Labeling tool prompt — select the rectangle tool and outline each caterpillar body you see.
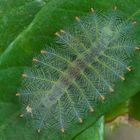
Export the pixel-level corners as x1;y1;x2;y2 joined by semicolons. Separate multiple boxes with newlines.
18;9;135;133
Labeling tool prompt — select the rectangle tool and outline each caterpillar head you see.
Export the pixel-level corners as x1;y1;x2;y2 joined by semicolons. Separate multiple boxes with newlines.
17;8;136;133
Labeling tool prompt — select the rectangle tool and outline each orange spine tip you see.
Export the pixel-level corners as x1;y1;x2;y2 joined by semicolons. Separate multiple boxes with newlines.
55;32;60;37
40;50;47;54
114;6;117;11
32;58;38;62
120;76;125;81
61;128;65;133
22;73;27;77
16;93;21;96
109;87;114;93
89;106;94;112
132;21;137;25
20;114;24;117
126;67;131;72
91;8;95;12
100;95;105;101
26;105;32;113
75;16;80;22
37;129;41;133
60;29;65;33
79;118;83;123
135;47;140;50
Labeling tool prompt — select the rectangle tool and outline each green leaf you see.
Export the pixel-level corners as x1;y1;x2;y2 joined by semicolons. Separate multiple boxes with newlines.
105;101;129;122
0;0;140;140
74;117;104;140
129;92;140;120
0;0;32;17
0;0;47;102
0;0;46;54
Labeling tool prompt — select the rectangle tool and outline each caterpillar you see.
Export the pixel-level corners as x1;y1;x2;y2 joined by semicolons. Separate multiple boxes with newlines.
17;8;136;133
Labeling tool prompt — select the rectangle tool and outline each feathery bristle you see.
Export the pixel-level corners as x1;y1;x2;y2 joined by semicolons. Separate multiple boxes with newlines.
19;10;135;133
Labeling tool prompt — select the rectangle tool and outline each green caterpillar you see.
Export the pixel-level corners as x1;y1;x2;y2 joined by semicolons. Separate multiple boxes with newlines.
17;8;136;133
